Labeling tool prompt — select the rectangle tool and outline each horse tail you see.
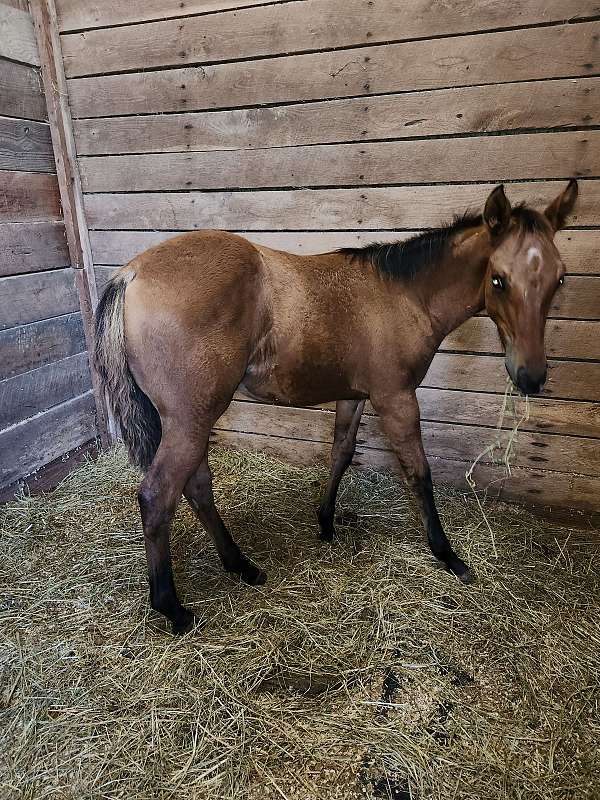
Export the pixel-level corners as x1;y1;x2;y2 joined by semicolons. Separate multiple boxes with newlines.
94;272;162;471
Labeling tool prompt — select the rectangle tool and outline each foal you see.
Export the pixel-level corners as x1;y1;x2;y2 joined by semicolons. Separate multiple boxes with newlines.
95;181;578;633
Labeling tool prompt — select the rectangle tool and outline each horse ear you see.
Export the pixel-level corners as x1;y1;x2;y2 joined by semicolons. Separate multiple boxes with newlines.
544;178;578;232
483;184;511;236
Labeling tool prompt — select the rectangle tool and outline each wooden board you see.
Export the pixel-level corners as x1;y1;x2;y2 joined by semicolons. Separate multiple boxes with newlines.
0;220;69;275
66;22;600;118
415;388;600;441
88;229;600;275
233;387;600;441
83;180;600;231
56;0;290;31
0;391;96;489
0;311;86;380
60;0;600;77
78;130;600;193
0;170;61;221
444;317;600;360
0;3;40;66
0;351;92;429
0;57;46;121
0;268;78;331
210;429;600;511
214;399;600;476
73;77;600;156
0;115;54;173
0;439;98;502
30;0;112;447
425;353;600;402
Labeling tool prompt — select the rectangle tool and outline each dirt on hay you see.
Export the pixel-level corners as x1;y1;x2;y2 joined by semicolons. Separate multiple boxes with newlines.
1;446;600;800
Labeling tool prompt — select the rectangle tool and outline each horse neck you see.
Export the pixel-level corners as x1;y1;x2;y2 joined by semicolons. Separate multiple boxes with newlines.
418;224;492;342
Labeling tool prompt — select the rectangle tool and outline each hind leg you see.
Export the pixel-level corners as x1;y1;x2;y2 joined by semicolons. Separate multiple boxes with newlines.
138;429;204;634
184;456;266;585
318;399;365;541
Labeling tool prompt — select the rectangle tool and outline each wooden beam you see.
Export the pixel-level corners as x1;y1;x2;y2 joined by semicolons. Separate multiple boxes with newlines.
29;0;110;447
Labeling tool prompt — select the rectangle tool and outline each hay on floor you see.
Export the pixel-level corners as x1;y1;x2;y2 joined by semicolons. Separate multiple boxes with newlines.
1;446;599;800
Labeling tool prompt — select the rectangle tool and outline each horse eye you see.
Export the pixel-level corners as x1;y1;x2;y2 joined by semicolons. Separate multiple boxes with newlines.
558;276;564;287
491;275;505;291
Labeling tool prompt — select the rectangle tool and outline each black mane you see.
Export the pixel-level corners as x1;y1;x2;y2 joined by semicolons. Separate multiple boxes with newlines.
340;204;548;281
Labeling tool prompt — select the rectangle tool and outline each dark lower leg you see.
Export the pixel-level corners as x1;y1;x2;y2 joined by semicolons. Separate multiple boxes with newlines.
184;458;266;585
318;399;365;541
413;470;472;582
374;390;472;582
139;473;196;634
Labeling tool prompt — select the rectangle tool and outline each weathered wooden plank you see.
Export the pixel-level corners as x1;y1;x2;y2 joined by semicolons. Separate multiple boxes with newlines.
66;22;600;118
2;1;31;10
0;169;61;221
444;317;600;360
56;0;290;31
88;229;600;274
0;391;97;489
0;57;46;121
0;268;78;331
0;312;86;380
83;181;600;231
79;130;600;193
0;3;40;66
30;0;111;447
210;429;600;511
60;0;600;78
0;220;69;275
425;353;600;402
232;385;600;441
73;77;600;156
0;115;54;173
365;446;600;513
215;399;600;476
0;351;92;429
415;388;600;441
0;439;98;502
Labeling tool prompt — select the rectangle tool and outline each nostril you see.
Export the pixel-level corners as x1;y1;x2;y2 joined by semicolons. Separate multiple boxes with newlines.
516;367;544;396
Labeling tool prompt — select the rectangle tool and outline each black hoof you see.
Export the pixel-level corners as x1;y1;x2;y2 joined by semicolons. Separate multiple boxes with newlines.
317;509;335;542
450;558;474;585
226;556;267;586
171;609;198;635
456;567;475;585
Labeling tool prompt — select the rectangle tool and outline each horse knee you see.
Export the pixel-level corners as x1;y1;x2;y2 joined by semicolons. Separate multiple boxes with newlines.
138;482;175;532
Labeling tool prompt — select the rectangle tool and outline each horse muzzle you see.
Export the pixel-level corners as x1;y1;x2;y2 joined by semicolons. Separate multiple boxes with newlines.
513;365;547;396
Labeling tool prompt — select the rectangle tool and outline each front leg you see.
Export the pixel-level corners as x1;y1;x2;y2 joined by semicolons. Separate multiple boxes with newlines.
372;389;473;583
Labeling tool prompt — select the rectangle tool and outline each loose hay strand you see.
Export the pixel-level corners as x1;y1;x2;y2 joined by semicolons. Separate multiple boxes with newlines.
1;446;599;800
465;378;531;557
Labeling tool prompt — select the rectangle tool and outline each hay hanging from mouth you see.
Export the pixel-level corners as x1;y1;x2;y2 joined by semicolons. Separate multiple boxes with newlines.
1;446;600;800
465;377;531;557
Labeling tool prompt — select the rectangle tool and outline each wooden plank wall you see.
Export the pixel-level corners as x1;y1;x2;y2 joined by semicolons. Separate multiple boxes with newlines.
55;0;600;512
0;0;97;498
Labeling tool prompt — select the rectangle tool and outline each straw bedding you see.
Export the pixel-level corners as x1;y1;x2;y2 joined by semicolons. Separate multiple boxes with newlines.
1;446;599;799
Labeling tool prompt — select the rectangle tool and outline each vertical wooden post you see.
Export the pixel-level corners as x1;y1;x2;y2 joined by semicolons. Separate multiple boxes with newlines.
29;0;112;447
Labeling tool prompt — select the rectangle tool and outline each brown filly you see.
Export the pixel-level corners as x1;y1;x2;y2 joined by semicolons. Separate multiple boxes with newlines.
95;181;578;633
